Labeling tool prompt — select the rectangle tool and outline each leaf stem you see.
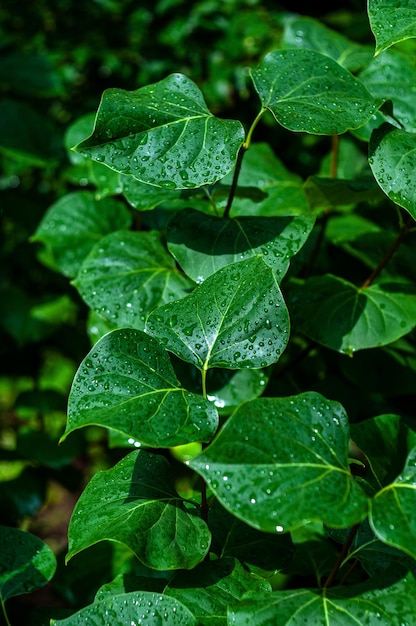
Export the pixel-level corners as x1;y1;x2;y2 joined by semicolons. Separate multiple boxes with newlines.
360;214;414;288
1;599;11;626
223;108;266;218
200;367;209;524
323;524;359;589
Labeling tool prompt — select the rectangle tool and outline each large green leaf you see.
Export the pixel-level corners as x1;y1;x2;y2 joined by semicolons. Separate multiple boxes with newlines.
370;446;416;560
167;209;314;283
51;591;196;625
146;257;290;370
220;142;309;217
250;49;382;135
33;191;132;278
0;526;56;602
189;393;368;534
369;123;416;219
67;449;211;570
282;16;373;71
290;275;416;355
368;0;416;55
228;574;416;625
74;73;244;189
165;557;271;626
73;230;194;330
64;329;218;447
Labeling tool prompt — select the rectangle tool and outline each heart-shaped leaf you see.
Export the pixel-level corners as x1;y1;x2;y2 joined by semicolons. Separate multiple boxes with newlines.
189;393;368;533
32;192;132;278
64;329;218;447
51;591;196;625
67;449;211;570
167;209;314;283
0;526;56;602
370;446;416;560
73;230;194;330
74;73;244;189
369;123;416;219
290;275;416;355
368;0;416;55
146;256;290;370
251;49;382;135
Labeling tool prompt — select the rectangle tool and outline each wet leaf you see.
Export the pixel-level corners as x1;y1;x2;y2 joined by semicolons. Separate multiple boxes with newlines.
64;329;218;447
51;591;196;625
368;0;416;55
290;275;416;354
251;49;382;135
167;208;314;283
146;256;290;370
0;526;56;602
67;450;211;570
74;73;244;189
73;230;194;330
189;393;368;534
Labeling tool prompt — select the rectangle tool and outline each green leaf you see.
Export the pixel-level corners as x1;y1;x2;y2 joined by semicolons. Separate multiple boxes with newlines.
33;192;132;278
65;329;218;447
229;574;416;625
73;230;194;330
368;0;416;55
205;368;270;414
165;557;271;626
221;143;310;217
67;449;211;570
303;176;384;211
250;49;382;135
0;52;63;97
282;16;373;71
208;500;294;570
0;526;56;601
189;393;368;534
369;123;416;219
146;256;290;370
370;446;416;560
74;73;244;189
167;209;314;283
290;275;416;354
51;591;196;625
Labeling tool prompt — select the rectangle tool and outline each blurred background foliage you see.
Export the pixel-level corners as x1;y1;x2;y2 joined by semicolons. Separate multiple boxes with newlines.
0;0;379;622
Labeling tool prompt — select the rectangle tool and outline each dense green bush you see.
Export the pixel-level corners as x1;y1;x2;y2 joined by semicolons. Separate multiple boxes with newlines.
2;1;416;624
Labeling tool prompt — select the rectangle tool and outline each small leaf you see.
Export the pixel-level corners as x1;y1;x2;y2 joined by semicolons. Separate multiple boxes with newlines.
74;73;244;189
282;16;373;71
167;209;314;283
146;256;290;370
65;329;218;447
51;591;196;625
229;574;416;625
290;275;416;354
32;192;132;278
368;0;416;55
67;449;211;570
73;230;194;330
0;526;56;602
251;49;382;135
369;122;416;219
304;176;384;211
165;557;271;626
370;446;416;560
189;393;368;534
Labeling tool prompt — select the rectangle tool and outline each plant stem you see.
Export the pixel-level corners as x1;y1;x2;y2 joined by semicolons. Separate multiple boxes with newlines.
323;524;359;589
1;599;11;626
361;214;414;288
223;108;266;218
200;367;209;524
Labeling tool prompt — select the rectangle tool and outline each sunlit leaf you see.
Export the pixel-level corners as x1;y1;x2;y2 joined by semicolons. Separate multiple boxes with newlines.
189;393;368;534
73;230;194;330
167;208;314;283
251;49;382;134
368;0;416;55
146;256;290;370
74;73;244;189
64;329;218;447
67;450;211;570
